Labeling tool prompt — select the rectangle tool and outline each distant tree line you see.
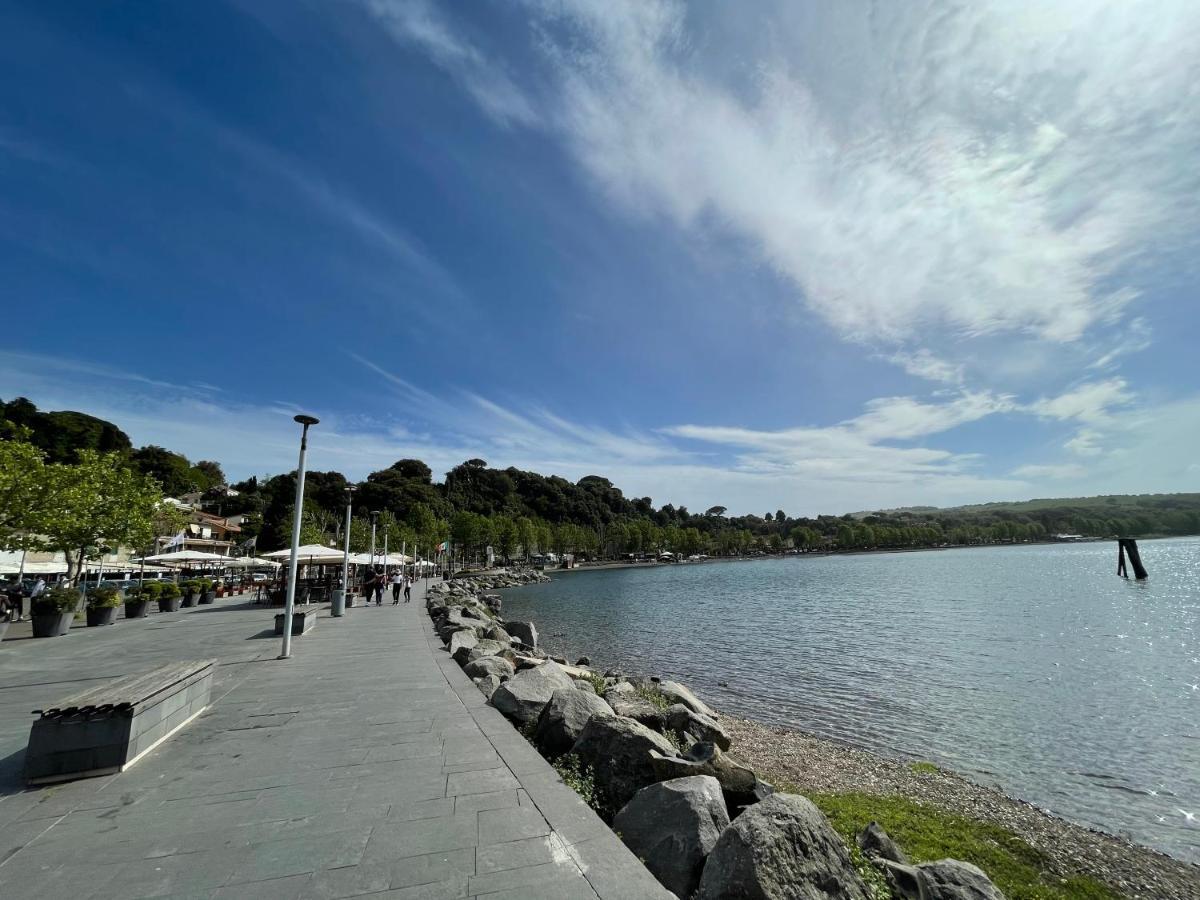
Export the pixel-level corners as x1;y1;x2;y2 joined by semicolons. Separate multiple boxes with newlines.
3;397;1198;564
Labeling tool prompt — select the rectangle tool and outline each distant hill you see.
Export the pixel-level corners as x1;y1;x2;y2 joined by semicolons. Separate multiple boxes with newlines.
0;396;131;463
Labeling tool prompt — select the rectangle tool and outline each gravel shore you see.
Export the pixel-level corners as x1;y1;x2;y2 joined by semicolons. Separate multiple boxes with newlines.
721;716;1200;900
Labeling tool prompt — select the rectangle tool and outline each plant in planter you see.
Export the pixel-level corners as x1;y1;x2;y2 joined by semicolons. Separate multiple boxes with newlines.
31;586;78;638
85;586;122;627
158;581;183;612
124;583;155;619
180;578;200;607
198;578;216;604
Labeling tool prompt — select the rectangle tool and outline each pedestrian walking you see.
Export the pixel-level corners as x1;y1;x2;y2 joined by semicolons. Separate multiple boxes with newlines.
403;574;412;603
390;570;403;605
374;569;384;605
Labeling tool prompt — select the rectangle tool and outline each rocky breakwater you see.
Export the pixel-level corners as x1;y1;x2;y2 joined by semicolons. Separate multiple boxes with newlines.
426;579;1007;900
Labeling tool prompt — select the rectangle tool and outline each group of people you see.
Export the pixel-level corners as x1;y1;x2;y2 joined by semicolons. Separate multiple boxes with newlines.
361;569;414;606
0;576;47;622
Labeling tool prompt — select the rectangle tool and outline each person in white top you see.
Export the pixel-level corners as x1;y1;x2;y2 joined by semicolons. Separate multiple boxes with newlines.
390;571;403;605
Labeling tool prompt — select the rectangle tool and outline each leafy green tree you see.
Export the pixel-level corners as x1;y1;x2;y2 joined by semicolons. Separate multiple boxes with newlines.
42;451;162;583
193;460;226;489
131;445;200;496
0;436;52;556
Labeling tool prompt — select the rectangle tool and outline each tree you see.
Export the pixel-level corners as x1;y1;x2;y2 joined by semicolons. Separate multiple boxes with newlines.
42;451;163;583
705;506;727;517
0;437;52;556
131;445;199;496
193;460;226;489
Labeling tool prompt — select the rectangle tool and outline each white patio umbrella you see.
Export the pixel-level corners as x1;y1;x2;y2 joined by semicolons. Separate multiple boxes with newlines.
263;545;345;565
225;556;283;568
143;550;232;565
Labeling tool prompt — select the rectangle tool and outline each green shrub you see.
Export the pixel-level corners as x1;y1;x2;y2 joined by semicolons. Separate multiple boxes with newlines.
86;586;122;609
144;581;164;598
633;684;672;710
33;586;79;614
583;672;608;694
553;754;601;815
909;761;940;775
160;582;181;599
198;578;213;592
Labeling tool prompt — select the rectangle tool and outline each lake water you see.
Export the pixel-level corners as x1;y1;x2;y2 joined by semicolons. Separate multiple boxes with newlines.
500;538;1200;862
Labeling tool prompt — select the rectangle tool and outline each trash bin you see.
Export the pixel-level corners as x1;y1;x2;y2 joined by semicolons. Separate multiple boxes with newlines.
331;588;346;617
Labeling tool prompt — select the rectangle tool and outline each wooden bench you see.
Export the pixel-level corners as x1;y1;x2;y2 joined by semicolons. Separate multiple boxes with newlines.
24;660;216;784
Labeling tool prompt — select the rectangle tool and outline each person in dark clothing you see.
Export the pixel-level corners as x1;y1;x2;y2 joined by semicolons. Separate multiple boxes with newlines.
390;571;403;605
374;569;384;605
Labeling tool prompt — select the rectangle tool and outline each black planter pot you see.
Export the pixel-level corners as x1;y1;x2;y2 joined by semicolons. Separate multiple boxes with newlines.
199;591;216;605
158;597;183;613
181;592;197;608
32;612;73;637
124;600;149;619
86;606;118;627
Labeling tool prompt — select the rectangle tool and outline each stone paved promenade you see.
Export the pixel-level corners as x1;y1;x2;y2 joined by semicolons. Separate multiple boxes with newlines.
0;582;670;899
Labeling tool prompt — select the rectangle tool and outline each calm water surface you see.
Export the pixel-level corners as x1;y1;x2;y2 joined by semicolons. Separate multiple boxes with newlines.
501;538;1200;861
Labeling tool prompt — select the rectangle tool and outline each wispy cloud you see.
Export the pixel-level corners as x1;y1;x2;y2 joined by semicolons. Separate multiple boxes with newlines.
523;0;1197;355
4;352;1195;515
361;0;539;128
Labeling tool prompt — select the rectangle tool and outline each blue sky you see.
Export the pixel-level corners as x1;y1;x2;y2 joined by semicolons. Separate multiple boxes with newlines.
1;0;1197;515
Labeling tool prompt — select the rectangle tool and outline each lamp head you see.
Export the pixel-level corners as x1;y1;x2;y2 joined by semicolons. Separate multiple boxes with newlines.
294;414;320;426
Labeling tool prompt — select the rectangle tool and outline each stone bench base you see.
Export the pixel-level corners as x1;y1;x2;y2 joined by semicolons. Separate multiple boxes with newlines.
25;661;215;785
274;607;318;636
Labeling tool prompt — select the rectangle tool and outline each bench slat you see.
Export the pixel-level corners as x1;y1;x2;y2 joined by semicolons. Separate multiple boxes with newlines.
37;661;216;717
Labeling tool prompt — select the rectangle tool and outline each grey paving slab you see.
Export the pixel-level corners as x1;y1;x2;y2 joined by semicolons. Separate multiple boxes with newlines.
0;581;671;899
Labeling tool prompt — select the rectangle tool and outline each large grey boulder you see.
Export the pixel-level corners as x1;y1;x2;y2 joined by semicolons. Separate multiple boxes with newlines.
665;704;731;751
604;691;666;731
650;743;767;812
473;674;503;699
658;680;715;717
465;639;511;663
534;688;612;757
614;776;729;899
570;713;680;814
448;629;479;663
490;660;575;725
506;620;539;649
916;860;1005;900
485;624;512;644
696;793;869;900
463;656;515;680
573;678;597;694
857;821;908;864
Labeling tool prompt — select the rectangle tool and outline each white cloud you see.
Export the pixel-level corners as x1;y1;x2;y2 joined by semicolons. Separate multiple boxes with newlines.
1029;378;1133;424
518;0;1197;351
1012;463;1086;479
888;350;964;385
362;0;539;127
3;353;1193;517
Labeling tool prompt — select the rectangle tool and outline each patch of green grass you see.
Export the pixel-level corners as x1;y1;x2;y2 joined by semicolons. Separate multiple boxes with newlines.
806;791;1119;900
582;672;607;694
847;843;894;900
553;753;601;814
634;684;672;710
908;760;940;775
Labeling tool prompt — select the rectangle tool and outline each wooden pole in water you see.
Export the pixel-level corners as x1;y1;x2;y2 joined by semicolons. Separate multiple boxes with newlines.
1117;538;1148;580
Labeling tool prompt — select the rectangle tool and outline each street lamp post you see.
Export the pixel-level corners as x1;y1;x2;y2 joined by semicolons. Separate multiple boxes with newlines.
333;485;354;616
280;414;319;659
369;511;379;604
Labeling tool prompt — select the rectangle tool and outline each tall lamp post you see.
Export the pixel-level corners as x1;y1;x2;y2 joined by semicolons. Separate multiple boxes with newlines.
333;485;354;617
368;511;379;603
280;414;319;660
